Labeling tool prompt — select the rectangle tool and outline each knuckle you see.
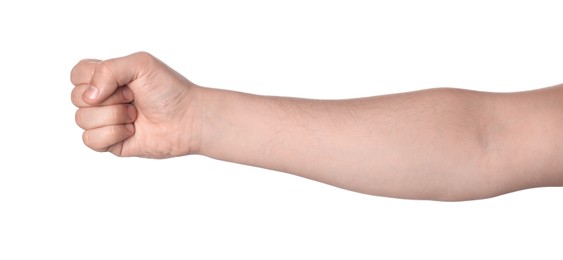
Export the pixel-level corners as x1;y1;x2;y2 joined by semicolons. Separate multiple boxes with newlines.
93;59;119;87
75;109;85;128
70;60;88;83
80;58;100;63
82;131;94;149
133;51;154;61
82;130;108;152
111;105;122;122
70;59;97;85
133;51;156;69
95;60;113;77
109;125;119;139
70;64;80;85
90;61;115;93
70;87;84;107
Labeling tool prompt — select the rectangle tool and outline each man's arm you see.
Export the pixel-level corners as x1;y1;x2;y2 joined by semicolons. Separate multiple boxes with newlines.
197;86;563;201
71;52;563;201
196;87;499;201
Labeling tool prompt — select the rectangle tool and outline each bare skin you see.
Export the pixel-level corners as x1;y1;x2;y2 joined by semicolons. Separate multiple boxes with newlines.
70;52;563;201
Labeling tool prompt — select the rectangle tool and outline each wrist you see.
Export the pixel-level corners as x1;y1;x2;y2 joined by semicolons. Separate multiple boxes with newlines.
183;84;209;156
190;86;232;156
193;87;273;159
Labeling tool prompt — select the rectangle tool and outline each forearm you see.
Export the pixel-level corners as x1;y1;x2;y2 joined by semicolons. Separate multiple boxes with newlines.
195;87;506;201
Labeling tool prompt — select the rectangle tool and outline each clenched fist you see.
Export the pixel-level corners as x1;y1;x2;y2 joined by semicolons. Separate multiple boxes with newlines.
71;52;203;158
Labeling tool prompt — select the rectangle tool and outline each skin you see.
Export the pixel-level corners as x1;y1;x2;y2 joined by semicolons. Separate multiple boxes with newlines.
71;52;563;201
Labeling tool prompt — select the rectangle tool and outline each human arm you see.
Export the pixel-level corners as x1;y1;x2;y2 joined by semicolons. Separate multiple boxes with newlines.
71;52;563;201
196;85;563;201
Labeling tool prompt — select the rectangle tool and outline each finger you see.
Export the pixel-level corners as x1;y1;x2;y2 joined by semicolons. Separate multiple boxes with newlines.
84;51;156;105
75;104;137;130
82;124;135;152
70;59;101;86
71;85;134;108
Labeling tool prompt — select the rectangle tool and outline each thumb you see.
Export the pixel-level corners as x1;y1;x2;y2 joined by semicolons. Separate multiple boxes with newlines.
83;52;153;104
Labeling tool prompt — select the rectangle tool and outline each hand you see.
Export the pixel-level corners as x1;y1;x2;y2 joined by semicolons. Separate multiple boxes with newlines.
71;52;202;158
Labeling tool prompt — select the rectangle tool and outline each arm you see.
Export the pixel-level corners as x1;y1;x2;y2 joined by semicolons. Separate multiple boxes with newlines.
71;52;563;201
196;87;495;201
197;86;563;201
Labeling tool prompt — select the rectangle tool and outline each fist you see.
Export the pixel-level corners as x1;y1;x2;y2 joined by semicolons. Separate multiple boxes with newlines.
70;52;202;158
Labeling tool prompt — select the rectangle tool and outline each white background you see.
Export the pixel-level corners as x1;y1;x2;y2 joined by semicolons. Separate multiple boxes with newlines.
1;0;562;259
